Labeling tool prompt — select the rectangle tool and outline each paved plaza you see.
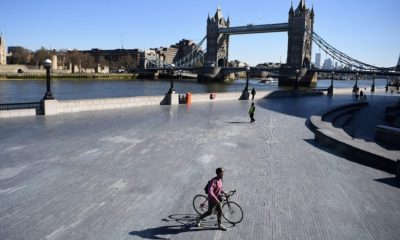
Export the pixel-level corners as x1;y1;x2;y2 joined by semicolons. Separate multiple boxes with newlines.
0;91;399;240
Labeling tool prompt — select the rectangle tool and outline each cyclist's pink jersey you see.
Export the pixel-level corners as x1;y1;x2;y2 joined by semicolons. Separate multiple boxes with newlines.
208;177;223;203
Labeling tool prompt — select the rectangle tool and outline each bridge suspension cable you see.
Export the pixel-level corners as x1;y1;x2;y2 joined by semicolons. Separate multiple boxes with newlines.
309;30;385;71
173;36;207;67
145;36;207;69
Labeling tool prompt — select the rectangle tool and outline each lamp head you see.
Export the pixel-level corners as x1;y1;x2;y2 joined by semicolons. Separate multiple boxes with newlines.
44;59;52;68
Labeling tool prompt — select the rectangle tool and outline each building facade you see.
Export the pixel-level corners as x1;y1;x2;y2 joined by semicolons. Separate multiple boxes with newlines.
81;48;141;70
323;58;333;69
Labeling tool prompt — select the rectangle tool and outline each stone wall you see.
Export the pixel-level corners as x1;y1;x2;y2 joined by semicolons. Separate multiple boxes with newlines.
0;90;272;118
57;96;166;114
0;109;37;118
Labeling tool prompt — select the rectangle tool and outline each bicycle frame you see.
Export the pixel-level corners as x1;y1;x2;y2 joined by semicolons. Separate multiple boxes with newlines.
193;189;243;224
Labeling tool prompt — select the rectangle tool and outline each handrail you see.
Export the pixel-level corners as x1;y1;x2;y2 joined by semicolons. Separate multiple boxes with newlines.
0;102;42;110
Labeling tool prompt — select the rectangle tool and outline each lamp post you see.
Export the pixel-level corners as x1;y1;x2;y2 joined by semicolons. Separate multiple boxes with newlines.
43;59;54;100
168;64;175;94
353;72;359;93
178;69;182;80
385;77;389;92
294;69;300;89
328;71;334;95
244;66;250;91
371;74;375;92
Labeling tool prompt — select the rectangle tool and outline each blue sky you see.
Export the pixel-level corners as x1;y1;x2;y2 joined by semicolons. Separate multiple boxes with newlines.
1;0;399;67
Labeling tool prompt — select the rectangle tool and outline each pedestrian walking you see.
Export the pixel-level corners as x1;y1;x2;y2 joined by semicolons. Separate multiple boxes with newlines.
251;87;256;100
249;103;256;123
196;168;228;231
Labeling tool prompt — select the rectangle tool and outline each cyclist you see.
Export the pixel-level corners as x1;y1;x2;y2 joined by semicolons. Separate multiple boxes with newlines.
196;167;228;231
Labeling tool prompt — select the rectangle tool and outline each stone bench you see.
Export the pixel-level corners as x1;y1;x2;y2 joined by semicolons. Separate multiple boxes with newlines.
375;125;400;148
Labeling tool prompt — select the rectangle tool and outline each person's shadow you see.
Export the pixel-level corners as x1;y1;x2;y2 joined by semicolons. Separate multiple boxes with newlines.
128;214;222;239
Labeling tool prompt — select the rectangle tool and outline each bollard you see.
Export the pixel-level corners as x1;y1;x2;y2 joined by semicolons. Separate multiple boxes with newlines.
186;92;192;104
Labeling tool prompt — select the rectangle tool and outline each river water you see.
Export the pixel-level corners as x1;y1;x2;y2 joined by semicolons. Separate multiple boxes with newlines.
0;78;389;103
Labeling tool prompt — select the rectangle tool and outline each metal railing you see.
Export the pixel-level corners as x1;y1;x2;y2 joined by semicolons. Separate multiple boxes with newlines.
0;102;43;111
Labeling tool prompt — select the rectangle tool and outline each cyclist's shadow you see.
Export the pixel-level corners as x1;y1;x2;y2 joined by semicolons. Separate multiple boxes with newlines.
129;214;222;239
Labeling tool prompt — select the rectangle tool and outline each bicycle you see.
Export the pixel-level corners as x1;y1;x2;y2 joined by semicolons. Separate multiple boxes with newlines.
192;190;243;224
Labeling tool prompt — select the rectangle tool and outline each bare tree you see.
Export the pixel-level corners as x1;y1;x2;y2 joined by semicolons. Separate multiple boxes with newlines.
8;47;31;64
80;54;95;72
31;47;51;67
117;55;137;71
67;50;83;66
97;56;108;68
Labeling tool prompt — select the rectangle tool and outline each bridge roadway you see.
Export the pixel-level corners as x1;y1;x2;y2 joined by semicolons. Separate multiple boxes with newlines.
144;66;400;77
219;23;289;35
0;90;399;239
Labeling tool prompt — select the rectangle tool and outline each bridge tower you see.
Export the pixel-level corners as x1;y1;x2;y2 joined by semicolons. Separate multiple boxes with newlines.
205;7;230;67
287;0;314;69
396;53;400;71
279;0;315;86
0;35;7;65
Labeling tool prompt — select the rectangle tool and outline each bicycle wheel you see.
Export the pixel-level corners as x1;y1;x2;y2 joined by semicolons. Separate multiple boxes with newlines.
222;201;243;224
193;195;209;215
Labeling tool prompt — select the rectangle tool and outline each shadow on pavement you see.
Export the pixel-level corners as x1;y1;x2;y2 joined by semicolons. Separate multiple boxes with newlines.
226;121;250;124
374;177;400;189
128;214;218;239
303;139;392;173
257;95;338;119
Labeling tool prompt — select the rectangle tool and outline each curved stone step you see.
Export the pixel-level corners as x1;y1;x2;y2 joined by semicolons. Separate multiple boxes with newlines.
309;102;398;175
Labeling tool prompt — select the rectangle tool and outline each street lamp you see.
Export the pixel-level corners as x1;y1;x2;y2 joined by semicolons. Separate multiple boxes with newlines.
244;66;250;91
353;72;359;93
178;69;182;80
385;77;389;92
328;71;334;95
43;59;54;100
294;69;300;89
371;74;375;92
168;64;175;94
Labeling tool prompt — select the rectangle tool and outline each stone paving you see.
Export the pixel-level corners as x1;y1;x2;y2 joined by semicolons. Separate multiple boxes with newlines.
0;91;399;240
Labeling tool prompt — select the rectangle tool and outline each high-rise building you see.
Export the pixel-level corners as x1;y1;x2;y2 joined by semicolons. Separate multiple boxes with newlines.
314;53;321;69
397;53;400;69
323;58;333;69
0;36;7;65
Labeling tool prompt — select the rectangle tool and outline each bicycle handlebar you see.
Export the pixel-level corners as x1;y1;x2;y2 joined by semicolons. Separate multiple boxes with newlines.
225;190;236;198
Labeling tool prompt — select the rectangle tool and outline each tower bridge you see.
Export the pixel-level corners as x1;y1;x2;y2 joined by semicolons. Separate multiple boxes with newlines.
198;0;314;86
144;0;399;86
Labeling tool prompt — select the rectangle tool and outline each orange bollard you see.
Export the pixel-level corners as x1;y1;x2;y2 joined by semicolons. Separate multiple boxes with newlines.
210;93;216;99
186;92;192;104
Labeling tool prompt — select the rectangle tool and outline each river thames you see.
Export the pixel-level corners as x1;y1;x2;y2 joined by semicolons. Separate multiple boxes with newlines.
0;78;388;103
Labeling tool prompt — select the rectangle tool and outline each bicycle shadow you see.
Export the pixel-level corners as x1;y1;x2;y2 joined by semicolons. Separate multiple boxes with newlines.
226;121;250;124
129;214;230;239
